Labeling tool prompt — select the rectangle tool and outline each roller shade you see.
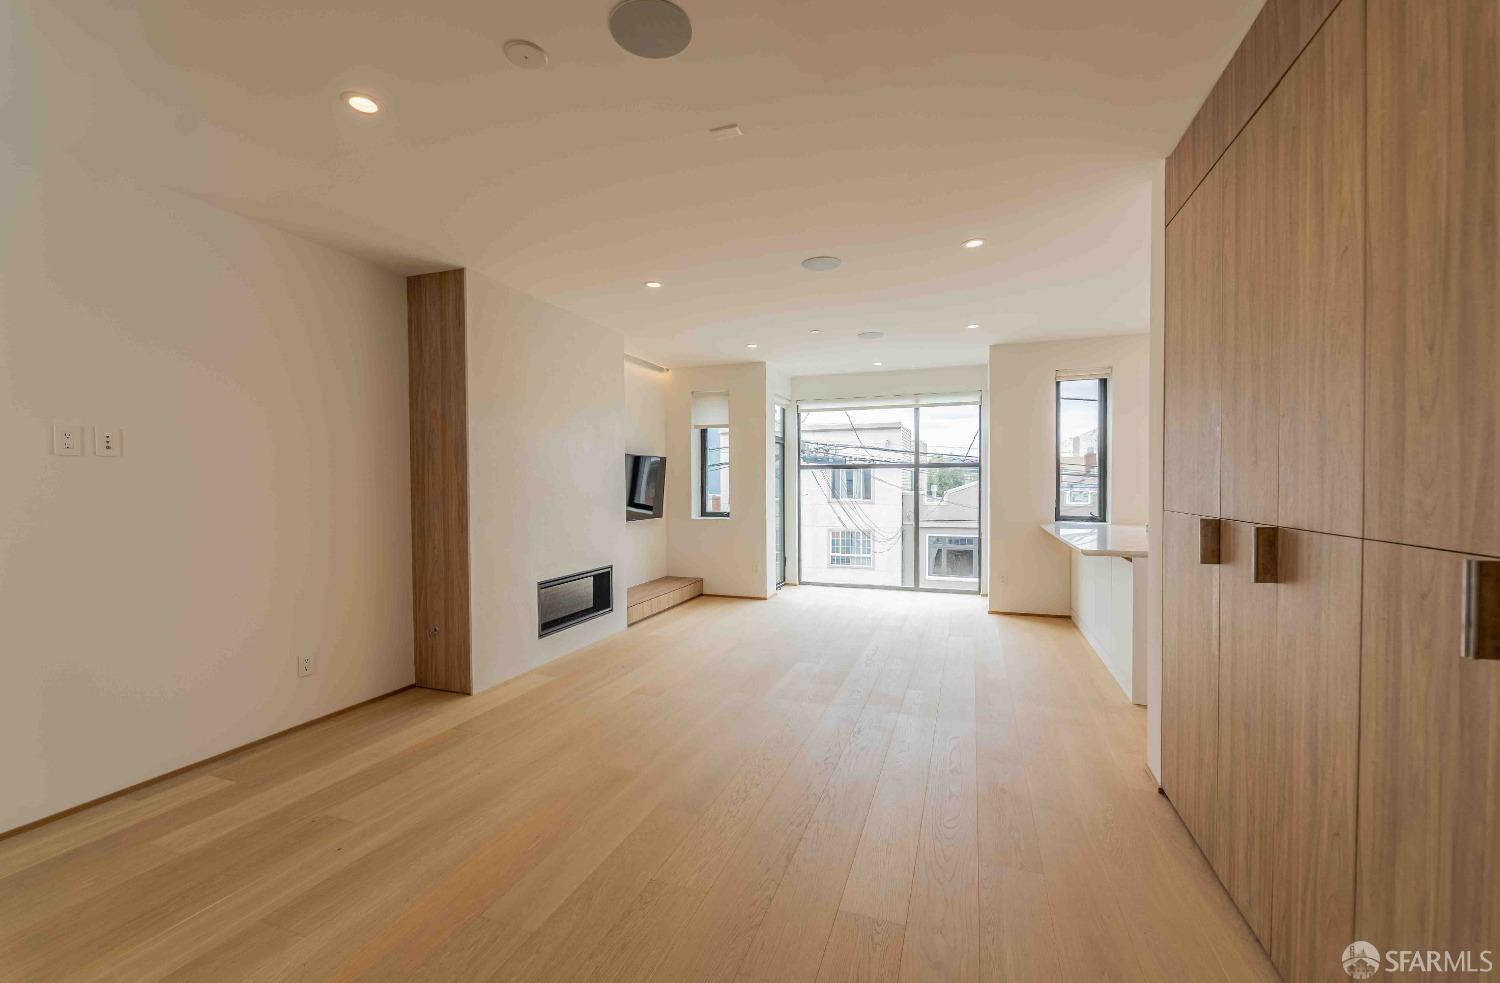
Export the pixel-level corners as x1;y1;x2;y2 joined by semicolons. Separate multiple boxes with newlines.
797;391;981;412
1055;368;1112;382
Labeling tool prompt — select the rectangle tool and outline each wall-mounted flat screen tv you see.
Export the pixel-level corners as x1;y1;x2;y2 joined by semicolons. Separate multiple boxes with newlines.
626;454;666;521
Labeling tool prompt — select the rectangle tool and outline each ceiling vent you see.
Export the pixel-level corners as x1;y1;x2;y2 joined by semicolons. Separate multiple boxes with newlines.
610;0;693;59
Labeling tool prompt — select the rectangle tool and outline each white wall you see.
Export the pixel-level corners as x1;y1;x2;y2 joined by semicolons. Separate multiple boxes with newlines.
0;157;413;832
465;274;627;693
986;335;1149;614
665;362;773;598
621;358;669;590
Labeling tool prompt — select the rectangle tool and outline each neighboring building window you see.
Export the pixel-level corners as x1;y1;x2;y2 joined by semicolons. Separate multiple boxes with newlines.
1056;377;1107;522
701;426;730;516
829;468;872;500
829;530;873;567
927;535;977;579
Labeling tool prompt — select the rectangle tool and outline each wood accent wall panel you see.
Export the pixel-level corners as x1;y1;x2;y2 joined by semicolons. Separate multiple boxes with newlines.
407;269;472;694
1271;528;1360;983
1165;0;1343;221
1213;520;1278;944
1218;112;1280;526
1365;0;1500;558
1161;510;1221;862
1357;540;1500;959
1274;0;1365;539
1163;165;1224;519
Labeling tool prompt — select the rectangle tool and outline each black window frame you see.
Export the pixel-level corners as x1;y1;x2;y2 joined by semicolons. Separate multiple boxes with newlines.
1055;377;1108;523
700;426;730;518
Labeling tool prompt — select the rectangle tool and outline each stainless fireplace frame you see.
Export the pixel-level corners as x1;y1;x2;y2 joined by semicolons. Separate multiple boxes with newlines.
537;565;615;638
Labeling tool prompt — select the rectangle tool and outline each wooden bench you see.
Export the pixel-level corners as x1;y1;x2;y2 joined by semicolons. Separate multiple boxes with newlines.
625;576;703;625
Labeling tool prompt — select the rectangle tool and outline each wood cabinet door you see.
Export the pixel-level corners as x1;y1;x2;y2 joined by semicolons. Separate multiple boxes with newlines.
1271;528;1361;983
1365;0;1500;556
1164;165;1224;520
1161;510;1221;861
1214;520;1279;944
1219;102;1280;528
1357;541;1500;961
1274;0;1365;540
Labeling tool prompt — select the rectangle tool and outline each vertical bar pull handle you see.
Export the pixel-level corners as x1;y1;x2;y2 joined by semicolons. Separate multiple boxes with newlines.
1198;518;1221;565
1462;558;1500;661
1252;526;1279;584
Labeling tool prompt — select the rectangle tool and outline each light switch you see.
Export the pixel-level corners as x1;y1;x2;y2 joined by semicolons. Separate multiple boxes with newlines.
52;423;84;456
95;427;123;457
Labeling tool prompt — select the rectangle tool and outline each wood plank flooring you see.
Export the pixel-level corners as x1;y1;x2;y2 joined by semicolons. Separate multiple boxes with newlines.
0;587;1276;982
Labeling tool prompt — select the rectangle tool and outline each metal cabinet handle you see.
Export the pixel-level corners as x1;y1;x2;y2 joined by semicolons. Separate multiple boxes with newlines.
1198;518;1221;565
1462;558;1500;661
1252;526;1278;584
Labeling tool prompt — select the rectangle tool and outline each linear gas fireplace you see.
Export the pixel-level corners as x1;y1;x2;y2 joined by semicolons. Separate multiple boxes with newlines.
537;566;614;638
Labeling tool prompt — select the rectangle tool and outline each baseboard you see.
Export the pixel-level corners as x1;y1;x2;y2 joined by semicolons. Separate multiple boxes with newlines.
988;609;1071;618
0;683;415;841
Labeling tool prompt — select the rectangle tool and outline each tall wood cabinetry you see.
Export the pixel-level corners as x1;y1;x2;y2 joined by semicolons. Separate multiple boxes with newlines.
1162;0;1500;978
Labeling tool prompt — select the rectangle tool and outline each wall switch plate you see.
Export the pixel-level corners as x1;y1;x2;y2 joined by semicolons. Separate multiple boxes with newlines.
52;423;84;456
298;653;316;677
94;427;123;457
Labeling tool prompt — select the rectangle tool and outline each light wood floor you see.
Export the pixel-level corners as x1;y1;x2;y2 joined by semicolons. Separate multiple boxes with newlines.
0;587;1276;982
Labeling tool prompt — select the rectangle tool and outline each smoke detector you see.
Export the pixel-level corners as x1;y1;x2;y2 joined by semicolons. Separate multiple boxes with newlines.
610;0;693;59
504;40;549;69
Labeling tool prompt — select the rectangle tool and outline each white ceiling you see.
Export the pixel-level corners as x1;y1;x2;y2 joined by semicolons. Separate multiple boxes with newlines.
4;0;1259;373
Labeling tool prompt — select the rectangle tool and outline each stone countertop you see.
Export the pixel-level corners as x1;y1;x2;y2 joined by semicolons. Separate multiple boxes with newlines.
1040;522;1150;558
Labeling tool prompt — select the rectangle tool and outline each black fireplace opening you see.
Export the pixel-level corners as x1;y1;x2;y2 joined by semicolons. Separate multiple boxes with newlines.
538;566;614;638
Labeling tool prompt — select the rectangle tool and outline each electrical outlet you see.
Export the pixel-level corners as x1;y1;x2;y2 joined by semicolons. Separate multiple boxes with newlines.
94;427;123;457
52;423;84;456
298;653;316;677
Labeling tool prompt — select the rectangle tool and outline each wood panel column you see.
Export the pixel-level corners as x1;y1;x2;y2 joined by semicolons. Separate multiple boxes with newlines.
407;269;472;694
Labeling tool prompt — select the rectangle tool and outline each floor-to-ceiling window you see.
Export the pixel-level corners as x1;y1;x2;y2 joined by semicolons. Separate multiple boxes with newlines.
797;394;981;592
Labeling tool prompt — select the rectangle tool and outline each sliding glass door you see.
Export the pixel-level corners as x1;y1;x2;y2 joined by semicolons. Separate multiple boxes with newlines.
797;395;981;593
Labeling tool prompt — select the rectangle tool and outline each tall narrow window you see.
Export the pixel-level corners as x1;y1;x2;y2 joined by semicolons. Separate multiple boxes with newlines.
701;426;730;516
1056;377;1107;522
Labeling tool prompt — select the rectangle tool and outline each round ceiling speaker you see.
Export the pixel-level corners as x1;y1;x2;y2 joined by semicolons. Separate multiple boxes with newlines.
801;255;841;272
503;39;549;69
610;0;692;59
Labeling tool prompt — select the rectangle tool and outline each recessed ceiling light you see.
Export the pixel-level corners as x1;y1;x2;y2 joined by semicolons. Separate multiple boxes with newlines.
503;39;549;69
802;255;841;272
342;92;380;114
966;323;980;330
745;343;758;349
809;329;821;334
873;361;883;367
962;237;985;248
857;330;884;340
644;280;662;289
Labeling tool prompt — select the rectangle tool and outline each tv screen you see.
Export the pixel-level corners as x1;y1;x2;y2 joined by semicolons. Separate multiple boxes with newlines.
626;454;666;520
